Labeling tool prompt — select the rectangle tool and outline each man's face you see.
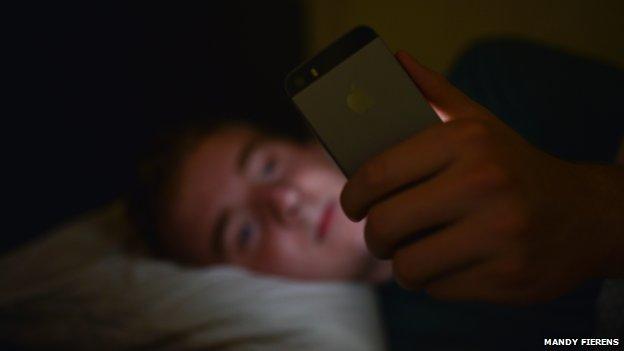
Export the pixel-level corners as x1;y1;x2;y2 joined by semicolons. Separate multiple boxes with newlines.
163;125;372;280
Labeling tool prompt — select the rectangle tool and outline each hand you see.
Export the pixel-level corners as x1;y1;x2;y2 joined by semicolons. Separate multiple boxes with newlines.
340;51;624;304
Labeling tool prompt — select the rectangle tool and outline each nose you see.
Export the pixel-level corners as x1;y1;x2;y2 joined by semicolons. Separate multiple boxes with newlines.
256;183;301;225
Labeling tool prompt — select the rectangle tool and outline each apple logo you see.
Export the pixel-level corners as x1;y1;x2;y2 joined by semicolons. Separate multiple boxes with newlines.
346;83;375;114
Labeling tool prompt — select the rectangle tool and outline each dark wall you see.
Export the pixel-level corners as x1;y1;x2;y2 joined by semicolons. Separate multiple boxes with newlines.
4;2;304;253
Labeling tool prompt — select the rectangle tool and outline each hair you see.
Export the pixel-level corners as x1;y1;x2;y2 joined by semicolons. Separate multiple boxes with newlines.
125;114;313;257
126;118;227;257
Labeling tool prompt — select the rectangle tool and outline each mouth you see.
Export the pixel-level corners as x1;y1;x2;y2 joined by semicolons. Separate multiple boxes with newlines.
316;201;336;242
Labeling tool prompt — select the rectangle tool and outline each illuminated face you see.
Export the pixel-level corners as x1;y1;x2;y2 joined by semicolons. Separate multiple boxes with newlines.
163;125;378;281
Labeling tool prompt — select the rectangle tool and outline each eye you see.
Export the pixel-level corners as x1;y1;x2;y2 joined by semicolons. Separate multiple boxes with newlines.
262;158;277;177
260;157;279;180
237;221;257;250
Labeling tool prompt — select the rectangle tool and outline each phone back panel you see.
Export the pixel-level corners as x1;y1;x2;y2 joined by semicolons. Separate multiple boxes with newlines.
289;30;440;177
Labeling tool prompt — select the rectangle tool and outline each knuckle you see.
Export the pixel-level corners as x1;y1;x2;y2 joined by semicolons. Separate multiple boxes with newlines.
467;162;513;192
491;201;531;238
462;120;491;140
449;119;492;145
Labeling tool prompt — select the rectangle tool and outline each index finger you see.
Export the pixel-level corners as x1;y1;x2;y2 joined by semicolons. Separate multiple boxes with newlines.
340;121;455;221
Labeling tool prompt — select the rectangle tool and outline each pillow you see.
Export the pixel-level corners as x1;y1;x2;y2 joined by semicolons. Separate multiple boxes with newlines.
0;203;385;350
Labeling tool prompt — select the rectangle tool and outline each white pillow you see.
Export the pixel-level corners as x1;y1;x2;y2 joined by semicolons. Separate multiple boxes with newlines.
0;203;385;350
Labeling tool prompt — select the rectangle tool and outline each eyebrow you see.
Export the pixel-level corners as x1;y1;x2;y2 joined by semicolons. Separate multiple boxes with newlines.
237;136;264;174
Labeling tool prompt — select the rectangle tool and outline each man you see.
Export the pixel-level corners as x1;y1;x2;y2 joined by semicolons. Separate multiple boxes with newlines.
130;40;624;349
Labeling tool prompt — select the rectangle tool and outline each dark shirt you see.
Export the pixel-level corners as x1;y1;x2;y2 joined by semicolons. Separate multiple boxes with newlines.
377;281;598;351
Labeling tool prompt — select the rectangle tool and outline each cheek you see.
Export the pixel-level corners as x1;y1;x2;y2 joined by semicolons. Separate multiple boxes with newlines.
294;145;345;181
243;229;309;274
245;222;370;280
340;214;366;238
331;212;368;256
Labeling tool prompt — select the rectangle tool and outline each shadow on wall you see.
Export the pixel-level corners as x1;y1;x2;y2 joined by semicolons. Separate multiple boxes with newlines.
303;0;624;72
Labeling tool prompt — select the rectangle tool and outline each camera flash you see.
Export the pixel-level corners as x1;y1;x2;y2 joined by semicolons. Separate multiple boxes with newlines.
310;68;319;77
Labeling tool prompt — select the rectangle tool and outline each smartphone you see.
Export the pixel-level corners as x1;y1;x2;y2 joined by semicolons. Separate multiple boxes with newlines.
285;26;440;177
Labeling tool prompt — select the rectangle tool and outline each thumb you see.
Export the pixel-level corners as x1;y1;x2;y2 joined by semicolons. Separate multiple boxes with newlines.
396;50;491;122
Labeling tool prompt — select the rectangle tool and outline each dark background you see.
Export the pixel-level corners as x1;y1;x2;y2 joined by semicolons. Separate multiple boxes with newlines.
2;3;621;350
3;2;305;253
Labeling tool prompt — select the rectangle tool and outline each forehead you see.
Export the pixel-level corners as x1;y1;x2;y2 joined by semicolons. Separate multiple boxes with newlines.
165;125;259;264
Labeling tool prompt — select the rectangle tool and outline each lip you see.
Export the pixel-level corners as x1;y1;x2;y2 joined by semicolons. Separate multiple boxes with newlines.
316;201;336;242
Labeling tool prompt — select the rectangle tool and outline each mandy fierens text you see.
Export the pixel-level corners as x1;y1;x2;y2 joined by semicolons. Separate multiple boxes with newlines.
544;339;619;346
